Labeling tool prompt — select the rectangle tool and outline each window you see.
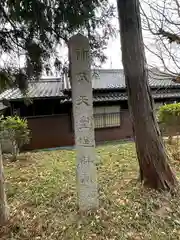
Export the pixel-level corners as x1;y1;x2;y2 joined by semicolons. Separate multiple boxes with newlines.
94;106;121;128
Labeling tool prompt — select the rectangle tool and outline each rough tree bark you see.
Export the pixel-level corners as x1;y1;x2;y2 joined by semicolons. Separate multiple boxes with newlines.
0;144;9;225
116;0;178;190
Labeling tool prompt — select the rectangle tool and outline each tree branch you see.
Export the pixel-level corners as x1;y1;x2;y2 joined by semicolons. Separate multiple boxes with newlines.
158;28;180;44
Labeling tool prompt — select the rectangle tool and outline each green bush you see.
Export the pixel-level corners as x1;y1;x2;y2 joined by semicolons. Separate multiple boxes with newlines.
158;103;180;124
158;103;180;141
0;116;30;161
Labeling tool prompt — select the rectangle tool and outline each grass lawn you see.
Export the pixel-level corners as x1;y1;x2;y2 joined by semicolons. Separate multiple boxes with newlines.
1;142;180;239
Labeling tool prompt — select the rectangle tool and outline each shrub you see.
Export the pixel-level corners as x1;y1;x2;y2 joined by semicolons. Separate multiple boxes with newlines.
158;103;180;160
0;116;30;161
158;103;180;138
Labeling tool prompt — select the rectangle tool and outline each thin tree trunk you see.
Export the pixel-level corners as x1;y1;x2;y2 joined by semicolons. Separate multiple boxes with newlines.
0;143;9;225
117;0;178;190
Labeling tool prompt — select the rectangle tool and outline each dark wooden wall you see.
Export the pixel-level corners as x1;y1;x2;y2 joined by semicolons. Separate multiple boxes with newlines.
25;110;133;150
25;114;74;150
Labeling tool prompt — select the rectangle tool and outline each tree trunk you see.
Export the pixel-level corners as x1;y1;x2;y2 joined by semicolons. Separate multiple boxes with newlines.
116;0;178;190
0;143;9;225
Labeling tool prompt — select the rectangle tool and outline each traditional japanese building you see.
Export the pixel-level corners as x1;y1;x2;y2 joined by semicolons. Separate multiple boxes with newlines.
0;68;179;150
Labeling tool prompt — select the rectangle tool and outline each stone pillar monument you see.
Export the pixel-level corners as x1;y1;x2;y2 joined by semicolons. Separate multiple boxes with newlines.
68;34;99;210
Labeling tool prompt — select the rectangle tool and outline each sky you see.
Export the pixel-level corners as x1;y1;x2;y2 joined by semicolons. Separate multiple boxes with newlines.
102;25;158;69
53;0;162;71
101;0;122;69
102;0;162;69
103;0;180;74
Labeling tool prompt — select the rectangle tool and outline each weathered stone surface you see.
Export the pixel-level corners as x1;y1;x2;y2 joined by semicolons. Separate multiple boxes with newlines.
69;34;99;210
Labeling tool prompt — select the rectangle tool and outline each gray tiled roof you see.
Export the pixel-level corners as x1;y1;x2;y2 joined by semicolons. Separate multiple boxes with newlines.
92;69;125;89
64;68;179;90
60;89;180;103
93;92;127;102
0;69;179;101
0;80;64;100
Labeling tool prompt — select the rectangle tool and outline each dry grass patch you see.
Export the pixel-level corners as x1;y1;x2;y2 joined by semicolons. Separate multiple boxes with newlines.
1;142;180;239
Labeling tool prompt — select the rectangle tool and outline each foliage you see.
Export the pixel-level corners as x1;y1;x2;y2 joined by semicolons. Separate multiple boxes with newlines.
0;0;116;91
0;116;30;160
158;103;180;135
0;142;180;239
